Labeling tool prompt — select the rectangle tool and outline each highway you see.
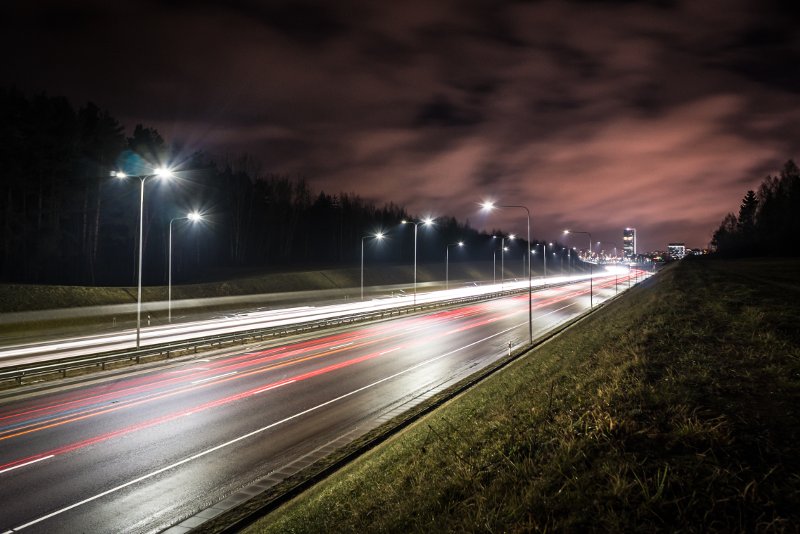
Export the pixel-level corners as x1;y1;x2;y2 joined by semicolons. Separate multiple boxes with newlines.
0;272;645;533
0;271;621;366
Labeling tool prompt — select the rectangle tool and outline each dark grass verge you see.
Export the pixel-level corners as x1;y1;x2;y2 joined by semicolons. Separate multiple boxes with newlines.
0;262;504;314
0;263;493;339
241;258;800;533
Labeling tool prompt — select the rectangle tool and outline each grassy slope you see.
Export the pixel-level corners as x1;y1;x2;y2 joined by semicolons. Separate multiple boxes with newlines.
249;258;800;532
0;262;498;314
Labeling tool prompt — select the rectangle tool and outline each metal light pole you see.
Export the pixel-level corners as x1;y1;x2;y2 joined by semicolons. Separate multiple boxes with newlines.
445;241;464;290
534;243;548;287
113;168;174;348
501;242;506;289
481;202;532;344
564;230;593;308
553;251;558;276
522;251;525;278
599;241;620;294
547;243;554;283
500;234;514;289
568;248;572;275
361;231;385;300
402;218;433;305
169;212;203;323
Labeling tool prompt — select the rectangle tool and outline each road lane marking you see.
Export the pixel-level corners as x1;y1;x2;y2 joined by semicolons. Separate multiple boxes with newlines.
0;455;54;475
253;380;296;395
190;371;238;385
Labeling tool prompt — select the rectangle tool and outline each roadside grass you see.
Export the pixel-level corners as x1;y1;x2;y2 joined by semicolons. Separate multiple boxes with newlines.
0;261;509;340
0;262;498;314
248;258;800;532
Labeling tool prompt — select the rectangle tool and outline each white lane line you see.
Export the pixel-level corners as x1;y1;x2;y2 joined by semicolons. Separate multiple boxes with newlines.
190;371;237;385
0;455;54;475
168;367;208;374
253;380;296;395
328;342;354;350
10;298;582;531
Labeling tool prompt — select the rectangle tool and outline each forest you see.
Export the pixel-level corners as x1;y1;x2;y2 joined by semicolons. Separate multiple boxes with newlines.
711;160;800;257
0;87;545;286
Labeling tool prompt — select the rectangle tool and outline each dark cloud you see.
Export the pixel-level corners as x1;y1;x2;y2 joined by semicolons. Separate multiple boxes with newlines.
2;0;799;251
415;94;483;128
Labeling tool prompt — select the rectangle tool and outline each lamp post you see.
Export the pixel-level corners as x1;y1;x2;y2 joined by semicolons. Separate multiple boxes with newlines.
169;212;203;323
445;241;464;290
501;234;514;288
481;202;532;344
113;167;174;348
568;248;572;276
564;230;593;308
597;241;619;263
401;218;434;304
598;241;620;293
361;231;385;300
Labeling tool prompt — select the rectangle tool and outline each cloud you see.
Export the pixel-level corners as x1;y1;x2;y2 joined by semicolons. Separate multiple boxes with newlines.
2;0;799;252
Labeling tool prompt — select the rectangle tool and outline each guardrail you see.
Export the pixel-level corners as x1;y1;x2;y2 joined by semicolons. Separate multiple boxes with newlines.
1;283;559;389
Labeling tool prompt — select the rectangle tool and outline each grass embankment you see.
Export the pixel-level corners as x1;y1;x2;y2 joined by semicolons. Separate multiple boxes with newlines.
249;258;800;532
0;262;499;314
0;262;504;339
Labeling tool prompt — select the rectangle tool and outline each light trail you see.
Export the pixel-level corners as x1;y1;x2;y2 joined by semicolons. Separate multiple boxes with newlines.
0;273;649;444
1;318;528;532
0;272;638;365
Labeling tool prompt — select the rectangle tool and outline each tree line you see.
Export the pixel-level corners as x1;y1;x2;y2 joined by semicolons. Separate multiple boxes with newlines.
711;160;800;256
2;87;552;286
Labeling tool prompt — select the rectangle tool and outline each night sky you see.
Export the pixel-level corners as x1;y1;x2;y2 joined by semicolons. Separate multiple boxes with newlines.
3;0;799;252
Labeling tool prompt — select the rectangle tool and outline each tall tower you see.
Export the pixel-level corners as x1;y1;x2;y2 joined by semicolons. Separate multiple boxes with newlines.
623;228;636;259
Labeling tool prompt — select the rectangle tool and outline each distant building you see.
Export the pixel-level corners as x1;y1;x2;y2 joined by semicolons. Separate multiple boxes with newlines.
667;243;686;259
623;228;636;259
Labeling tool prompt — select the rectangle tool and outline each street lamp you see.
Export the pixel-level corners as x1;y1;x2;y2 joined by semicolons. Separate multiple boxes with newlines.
564;229;593;308
401;217;434;304
567;247;572;275
597;241;620;293
537;242;549;287
446;241;464;290
361;231;385;300
501;234;514;289
169;211;203;323
492;239;497;285
597;241;618;262
113;167;174;348
481;201;532;344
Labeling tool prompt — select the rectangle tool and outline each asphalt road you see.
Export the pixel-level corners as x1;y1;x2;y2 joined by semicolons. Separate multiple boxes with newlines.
0;273;642;533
